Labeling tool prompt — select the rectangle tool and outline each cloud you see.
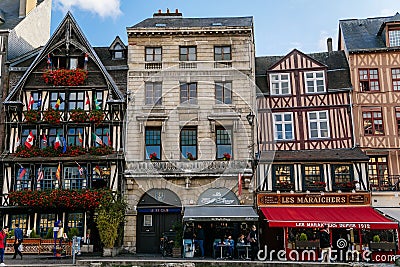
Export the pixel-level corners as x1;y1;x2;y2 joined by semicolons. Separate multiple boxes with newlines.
54;0;122;19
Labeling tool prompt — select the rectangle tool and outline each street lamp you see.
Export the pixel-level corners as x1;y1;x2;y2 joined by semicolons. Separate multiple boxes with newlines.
246;112;255;126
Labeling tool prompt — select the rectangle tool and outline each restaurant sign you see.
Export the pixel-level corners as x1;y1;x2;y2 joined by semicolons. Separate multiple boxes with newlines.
257;192;370;206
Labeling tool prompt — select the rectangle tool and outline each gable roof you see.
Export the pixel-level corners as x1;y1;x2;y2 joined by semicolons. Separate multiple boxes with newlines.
339;12;400;52
129;16;253;29
255;50;351;94
5;11;125;104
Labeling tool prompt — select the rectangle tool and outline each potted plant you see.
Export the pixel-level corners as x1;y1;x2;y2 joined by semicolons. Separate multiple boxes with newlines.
223;152;231;161
149;152;158;161
295;233;319;249
95;195;127;257
171;221;183;258
70;108;87;122
186;152;195;160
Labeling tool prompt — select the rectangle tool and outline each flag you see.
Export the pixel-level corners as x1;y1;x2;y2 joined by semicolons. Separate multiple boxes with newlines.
94;165;102;176
36;95;42;109
84;53;89;63
42;133;47;146
47;54;52;65
55;163;61;181
27;94;34;110
85;92;90;106
18;164;26;180
94;96;101;110
61;136;67;153
54;95;63;109
238;173;243;196
25;131;34;148
92;133;103;146
54;134;61;149
106;132;111;146
78;131;83;143
37;165;44;182
76;162;83;176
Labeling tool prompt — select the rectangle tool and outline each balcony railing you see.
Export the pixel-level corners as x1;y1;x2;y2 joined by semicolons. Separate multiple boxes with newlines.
125;160;251;177
369;175;400;191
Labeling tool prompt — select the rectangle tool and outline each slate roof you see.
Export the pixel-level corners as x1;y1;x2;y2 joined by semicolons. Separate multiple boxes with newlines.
255;50;351;94
0;0;44;30
339;12;400;51
93;47;127;67
259;147;369;163
129;16;253;29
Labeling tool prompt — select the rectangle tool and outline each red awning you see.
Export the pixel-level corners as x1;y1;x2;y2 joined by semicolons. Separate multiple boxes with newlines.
261;206;398;230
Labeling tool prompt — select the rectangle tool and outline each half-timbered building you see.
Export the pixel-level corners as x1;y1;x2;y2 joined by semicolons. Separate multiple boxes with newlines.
255;49;397;259
339;13;400;214
1;12;127;250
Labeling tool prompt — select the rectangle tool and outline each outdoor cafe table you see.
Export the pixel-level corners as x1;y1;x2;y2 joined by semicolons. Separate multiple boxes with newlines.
216;243;229;259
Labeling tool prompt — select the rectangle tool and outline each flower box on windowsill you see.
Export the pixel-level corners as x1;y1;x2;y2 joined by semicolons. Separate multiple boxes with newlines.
24;110;41;123
43;107;61;124
43;68;87;86
88;110;105;124
69;108;87;123
274;183;295;192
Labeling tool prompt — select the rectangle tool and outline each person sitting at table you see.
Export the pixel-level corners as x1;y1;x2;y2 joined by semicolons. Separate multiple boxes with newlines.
236;234;247;259
224;235;235;259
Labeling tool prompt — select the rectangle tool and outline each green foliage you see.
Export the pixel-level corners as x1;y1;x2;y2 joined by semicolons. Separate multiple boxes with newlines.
172;221;183;248
7;229;14;239
299;233;308;241
30;229;40;238
95;195;127;248
46;227;54;239
373;235;381;242
68;227;80;239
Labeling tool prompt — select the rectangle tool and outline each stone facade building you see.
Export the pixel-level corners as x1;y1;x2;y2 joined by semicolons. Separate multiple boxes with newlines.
124;10;257;254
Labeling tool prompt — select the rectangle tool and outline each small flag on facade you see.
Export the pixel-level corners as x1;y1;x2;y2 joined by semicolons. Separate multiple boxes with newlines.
94;96;101;110
61;136;67;153
25;131;34;148
75;161;84;176
106;131;111;146
54;95;63;109
54;134;61;149
94;165;102;176
55;163;61;181
47;54;52;66
92;133;103;146
37;94;42;109
42;133;47;146
78;131;83;143
27;94;34;110
37;165;44;182
85;91;90;106
18;164;26;180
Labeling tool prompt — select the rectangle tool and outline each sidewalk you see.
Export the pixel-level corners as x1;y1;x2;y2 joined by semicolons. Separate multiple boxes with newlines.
0;253;396;267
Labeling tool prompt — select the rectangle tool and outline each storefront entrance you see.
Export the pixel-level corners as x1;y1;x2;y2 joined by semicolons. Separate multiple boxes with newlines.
136;189;182;254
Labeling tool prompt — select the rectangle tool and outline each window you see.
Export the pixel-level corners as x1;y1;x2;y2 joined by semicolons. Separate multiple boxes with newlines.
308;111;329;138
180;82;197;104
63;166;86;189
392;68;400;91
270;73;290;95
180;128;197;160
396;108;400;136
15;165;30;191
94;127;109;147
332;165;353;189
21;127;37;147
145;127;161;160
303;165;323;190
68;92;84;110
113;44;124;59
215;81;232;104
38;214;56;238
68;213;84;236
145;47;162;62
39;166;58;190
10;214;27;233
368;156;388;188
216;127;232;160
92;165;110;189
273;112;293;140
94;91;103;110
362;108;384;135
359;69;380;91
389;30;400;47
50;92;65;111
30;91;41;110
48;128;64;148
272;165;294;191
214;46;231;61
67;127;84;146
179;46;196;61
145;82;162;105
70;58;78;70
304;71;325;93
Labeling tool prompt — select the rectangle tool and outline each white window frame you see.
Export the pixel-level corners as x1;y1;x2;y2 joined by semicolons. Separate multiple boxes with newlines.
273;112;294;141
389;30;400;47
308;110;330;139
269;73;291;95
304;70;326;93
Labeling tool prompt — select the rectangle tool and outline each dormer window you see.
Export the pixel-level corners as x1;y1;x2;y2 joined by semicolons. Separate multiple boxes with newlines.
389;29;400;47
114;44;123;59
304;70;325;93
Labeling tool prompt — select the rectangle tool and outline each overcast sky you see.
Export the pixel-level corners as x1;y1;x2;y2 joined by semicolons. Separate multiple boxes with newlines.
52;0;400;56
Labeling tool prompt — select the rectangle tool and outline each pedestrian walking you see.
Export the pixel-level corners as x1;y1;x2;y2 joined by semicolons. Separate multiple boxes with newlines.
249;225;259;261
320;224;331;263
12;223;23;259
0;226;9;266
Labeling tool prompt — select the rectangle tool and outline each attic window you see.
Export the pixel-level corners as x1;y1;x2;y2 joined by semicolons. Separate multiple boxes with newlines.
113;43;124;59
212;22;222;26
156;23;166;27
389;30;400;47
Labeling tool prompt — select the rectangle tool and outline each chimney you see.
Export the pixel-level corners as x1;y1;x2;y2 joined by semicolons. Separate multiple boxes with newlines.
327;37;333;53
153;8;183;17
19;0;37;18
